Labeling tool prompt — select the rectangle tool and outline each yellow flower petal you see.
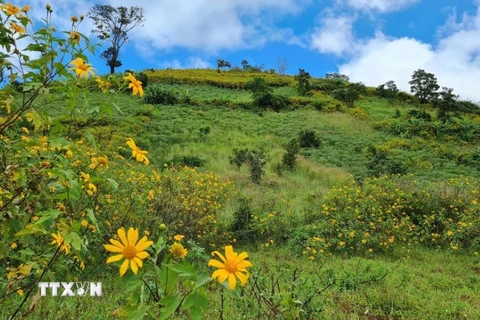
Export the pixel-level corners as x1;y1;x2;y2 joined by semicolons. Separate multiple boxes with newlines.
211;269;224;280
234;252;248;263
216;269;229;284
117;228;128;247
133;257;143;268
119;259;129;277
237;260;253;269
225;245;237;261
109;239;125;249
106;254;124;264
212;251;226;263
235;272;248;286
130;259;138;275
208;259;225;269
136;251;149;259
228;273;237;290
104;244;123;253
135;236;153;251
127;227;138;246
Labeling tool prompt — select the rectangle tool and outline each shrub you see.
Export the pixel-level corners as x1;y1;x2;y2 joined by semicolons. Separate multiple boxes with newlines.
230;198;255;241
365;146;407;177
170;155;206;168
282;139;300;170
294;68;311;96
143;84;179;104
229;148;266;184
298;130;320;148
300;176;480;258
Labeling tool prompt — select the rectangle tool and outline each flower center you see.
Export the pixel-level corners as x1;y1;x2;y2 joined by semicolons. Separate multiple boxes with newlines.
224;260;238;273
123;245;137;259
79;64;89;71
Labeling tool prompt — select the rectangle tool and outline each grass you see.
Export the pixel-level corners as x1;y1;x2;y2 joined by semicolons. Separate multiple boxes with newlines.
2;248;479;319
4;70;480;319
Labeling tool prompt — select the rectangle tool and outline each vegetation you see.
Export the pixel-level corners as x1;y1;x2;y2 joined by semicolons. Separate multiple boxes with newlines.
88;5;145;74
1;3;480;319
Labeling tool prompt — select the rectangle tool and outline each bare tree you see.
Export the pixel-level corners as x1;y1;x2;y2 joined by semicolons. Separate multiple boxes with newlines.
276;56;289;75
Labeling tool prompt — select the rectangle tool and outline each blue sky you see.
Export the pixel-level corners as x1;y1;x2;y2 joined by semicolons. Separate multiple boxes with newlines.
11;0;480;100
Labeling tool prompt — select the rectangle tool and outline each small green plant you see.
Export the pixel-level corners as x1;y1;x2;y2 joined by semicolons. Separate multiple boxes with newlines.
295;68;311;96
282;138;300;170
143;84;179;104
230;197;255;241
298;130;320;149
229;148;266;183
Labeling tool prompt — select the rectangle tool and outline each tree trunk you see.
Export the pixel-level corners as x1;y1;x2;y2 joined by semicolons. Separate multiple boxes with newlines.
109;65;115;74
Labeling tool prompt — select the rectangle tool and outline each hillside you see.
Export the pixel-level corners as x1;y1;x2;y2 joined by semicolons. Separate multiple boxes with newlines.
2;68;480;319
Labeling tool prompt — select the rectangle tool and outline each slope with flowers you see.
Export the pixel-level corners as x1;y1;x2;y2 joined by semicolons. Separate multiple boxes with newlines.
1;2;480;319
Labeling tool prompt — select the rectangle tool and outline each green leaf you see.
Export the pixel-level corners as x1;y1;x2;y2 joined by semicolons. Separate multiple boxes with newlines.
159;294;181;320
183;292;207;320
64;232;82;251
193;274;212;291
106;178;119;192
165;263;195;277
34;209;61;225
84;132;98;151
112;103;124;115
123;305;150;320
87;209;100;233
15;224;48;237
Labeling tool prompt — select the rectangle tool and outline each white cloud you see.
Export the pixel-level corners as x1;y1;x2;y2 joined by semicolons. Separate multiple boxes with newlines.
338;0;420;13
311;15;356;55
101;0;309;53
338;7;480;101
160;57;210;69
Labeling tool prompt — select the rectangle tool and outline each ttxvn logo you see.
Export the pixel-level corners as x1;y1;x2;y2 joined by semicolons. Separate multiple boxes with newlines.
38;282;102;296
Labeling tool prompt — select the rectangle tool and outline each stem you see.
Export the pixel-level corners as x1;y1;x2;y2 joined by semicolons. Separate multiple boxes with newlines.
219;286;225;320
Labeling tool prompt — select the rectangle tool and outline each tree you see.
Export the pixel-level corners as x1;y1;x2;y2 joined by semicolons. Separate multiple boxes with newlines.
408;69;439;103
241;60;250;70
376;80;399;100
294;68;311;96
216;59;231;72
276;56;289;75
325;73;349;81
88;5;145;74
332;82;365;107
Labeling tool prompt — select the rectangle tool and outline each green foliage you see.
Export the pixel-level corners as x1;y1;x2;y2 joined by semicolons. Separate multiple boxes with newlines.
230;198;255;241
245;77;289;111
294;68;312;96
229;148;266;184
216;59;231;72
331;82;365;107
143;84;179;105
282;139;300;170
298;130;320;148
409;69;440;103
376;80;399;100
365;145;407;177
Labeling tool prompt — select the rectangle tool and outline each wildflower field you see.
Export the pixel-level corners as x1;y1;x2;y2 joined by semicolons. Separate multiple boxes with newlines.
1;2;480;319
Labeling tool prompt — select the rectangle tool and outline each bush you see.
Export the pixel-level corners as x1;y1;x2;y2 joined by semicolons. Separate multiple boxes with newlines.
299;176;480;258
143;84;179;105
298;130;320;148
365;146;407;177
170;155;206;168
229;148;266;184
282;139;300;170
230;198;255;241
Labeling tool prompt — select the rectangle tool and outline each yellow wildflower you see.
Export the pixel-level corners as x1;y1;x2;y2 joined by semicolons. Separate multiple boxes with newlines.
10;242;17;249
124;73;144;97
17;289;24;296
208;245;253;290
1;3;21;16
126;138;149;165
51;232;71;254
10;22;26;35
170;242;188;259
69;31;80;44
81;220;88;228
69;58;95;79
173;234;184;241
104;227;153;277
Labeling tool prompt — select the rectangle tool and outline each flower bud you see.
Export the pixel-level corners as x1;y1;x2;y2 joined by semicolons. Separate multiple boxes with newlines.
71;16;78;22
159;223;167;231
46;3;51;10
